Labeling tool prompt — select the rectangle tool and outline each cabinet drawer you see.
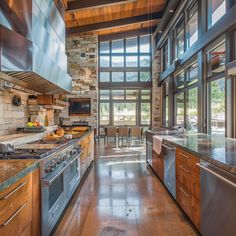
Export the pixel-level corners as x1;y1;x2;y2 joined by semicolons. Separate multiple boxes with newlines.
0;200;32;236
176;163;200;200
0;174;32;212
176;148;199;175
176;181;200;230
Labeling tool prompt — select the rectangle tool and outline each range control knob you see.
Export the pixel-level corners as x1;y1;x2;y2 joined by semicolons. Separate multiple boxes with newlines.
45;167;51;173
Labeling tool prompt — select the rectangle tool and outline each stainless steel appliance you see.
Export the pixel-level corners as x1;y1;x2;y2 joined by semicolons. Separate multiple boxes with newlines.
146;141;153;165
0;0;72;93
0;143;14;154
198;160;236;236
162;143;176;198
40;142;82;236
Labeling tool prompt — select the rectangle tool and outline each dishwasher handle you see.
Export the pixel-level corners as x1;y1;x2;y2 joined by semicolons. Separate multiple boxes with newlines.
197;162;236;189
162;144;176;151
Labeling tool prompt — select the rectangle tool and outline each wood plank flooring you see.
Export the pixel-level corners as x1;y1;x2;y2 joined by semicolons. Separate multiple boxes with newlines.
54;141;197;236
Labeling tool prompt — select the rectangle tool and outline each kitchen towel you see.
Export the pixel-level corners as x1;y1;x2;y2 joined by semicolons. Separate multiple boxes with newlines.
153;135;163;155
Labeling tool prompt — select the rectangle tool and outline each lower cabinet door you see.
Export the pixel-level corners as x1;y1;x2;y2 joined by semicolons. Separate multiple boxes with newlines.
0;200;32;236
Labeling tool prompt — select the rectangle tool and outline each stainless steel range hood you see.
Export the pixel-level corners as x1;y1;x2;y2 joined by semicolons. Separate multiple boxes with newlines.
0;0;72;94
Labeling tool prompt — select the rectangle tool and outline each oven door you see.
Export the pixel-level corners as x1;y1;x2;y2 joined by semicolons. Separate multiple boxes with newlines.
41;163;69;236
67;152;82;198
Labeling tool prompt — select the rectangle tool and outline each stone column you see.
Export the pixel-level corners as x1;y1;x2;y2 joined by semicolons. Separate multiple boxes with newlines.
152;49;162;129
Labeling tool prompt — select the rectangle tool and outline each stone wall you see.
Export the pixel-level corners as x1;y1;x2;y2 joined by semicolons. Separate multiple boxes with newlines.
152;49;162;129
0;88;29;135
61;34;98;127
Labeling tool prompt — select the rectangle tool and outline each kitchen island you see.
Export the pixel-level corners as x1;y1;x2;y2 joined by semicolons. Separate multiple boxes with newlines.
147;131;236;235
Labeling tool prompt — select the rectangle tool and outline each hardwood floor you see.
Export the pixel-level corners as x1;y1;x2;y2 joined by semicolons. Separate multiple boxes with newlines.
54;141;197;236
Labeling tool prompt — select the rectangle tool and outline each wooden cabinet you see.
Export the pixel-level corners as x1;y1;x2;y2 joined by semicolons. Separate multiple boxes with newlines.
0;168;40;236
152;151;164;181
78;132;94;177
176;148;200;230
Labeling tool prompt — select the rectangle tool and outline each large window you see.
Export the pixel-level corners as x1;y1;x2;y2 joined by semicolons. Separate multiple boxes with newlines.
176;93;185;125
175;18;185;59
99;89;151;126
173;61;199;131
186;2;198;49
207;40;226;77
208;78;225;135
114;103;136;126
206;38;226;135
99;35;152;127
162;40;169;71
186;87;198;132
208;0;226;28
100;103;110;126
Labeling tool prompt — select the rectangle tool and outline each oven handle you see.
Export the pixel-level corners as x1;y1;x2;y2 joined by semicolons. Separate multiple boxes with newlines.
197;163;236;189
70;151;83;164
41;163;70;186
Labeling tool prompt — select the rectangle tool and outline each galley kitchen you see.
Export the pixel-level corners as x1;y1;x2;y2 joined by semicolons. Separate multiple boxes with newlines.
1;0;236;236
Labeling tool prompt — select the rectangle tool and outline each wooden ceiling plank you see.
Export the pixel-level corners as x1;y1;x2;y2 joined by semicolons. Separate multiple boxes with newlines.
67;11;162;36
67;0;136;12
98;27;157;41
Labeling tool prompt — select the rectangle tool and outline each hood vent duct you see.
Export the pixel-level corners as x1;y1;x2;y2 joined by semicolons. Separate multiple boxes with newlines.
0;0;72;94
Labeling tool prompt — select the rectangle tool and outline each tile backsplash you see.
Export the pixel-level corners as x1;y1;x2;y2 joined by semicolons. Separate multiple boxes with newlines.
0;89;29;135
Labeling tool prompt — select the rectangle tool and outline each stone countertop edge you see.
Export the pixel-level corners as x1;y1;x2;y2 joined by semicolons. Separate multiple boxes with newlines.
0;162;39;192
163;139;236;175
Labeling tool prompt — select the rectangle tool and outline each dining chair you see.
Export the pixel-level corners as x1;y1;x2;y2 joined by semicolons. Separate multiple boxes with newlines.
118;127;129;145
130;126;142;144
106;126;117;144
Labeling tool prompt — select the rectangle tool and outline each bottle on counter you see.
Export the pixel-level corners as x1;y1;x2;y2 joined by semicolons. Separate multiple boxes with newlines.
44;115;49;127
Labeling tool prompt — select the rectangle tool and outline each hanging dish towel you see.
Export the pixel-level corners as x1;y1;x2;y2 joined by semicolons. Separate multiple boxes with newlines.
153;135;163;155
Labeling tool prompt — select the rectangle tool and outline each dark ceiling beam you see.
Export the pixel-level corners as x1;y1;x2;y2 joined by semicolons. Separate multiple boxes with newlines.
66;12;162;36
66;0;136;12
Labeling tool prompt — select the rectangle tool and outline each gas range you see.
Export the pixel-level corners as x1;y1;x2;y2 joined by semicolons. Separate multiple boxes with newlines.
0;139;75;160
0;137;83;236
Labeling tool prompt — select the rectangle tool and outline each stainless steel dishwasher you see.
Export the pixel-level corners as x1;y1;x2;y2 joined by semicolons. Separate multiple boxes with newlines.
198;160;236;236
162;143;176;199
146;141;153;165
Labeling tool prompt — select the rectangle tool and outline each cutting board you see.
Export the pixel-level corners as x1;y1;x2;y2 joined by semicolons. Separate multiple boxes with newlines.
17;144;59;150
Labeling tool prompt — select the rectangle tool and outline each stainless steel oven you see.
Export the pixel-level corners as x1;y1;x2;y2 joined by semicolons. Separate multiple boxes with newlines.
67;151;82;198
41;163;69;236
40;142;82;236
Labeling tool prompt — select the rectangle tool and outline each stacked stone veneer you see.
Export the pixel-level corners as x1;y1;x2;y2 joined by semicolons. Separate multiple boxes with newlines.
152;49;162;129
61;34;98;127
0;88;29;135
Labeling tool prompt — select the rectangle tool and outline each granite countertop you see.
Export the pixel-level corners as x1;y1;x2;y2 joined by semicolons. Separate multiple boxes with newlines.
154;133;236;175
0;160;39;191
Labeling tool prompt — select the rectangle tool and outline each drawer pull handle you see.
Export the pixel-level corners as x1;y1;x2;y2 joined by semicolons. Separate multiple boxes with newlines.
179;152;190;159
0;181;28;200
0;203;27;227
179;187;190;198
179;165;191;174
